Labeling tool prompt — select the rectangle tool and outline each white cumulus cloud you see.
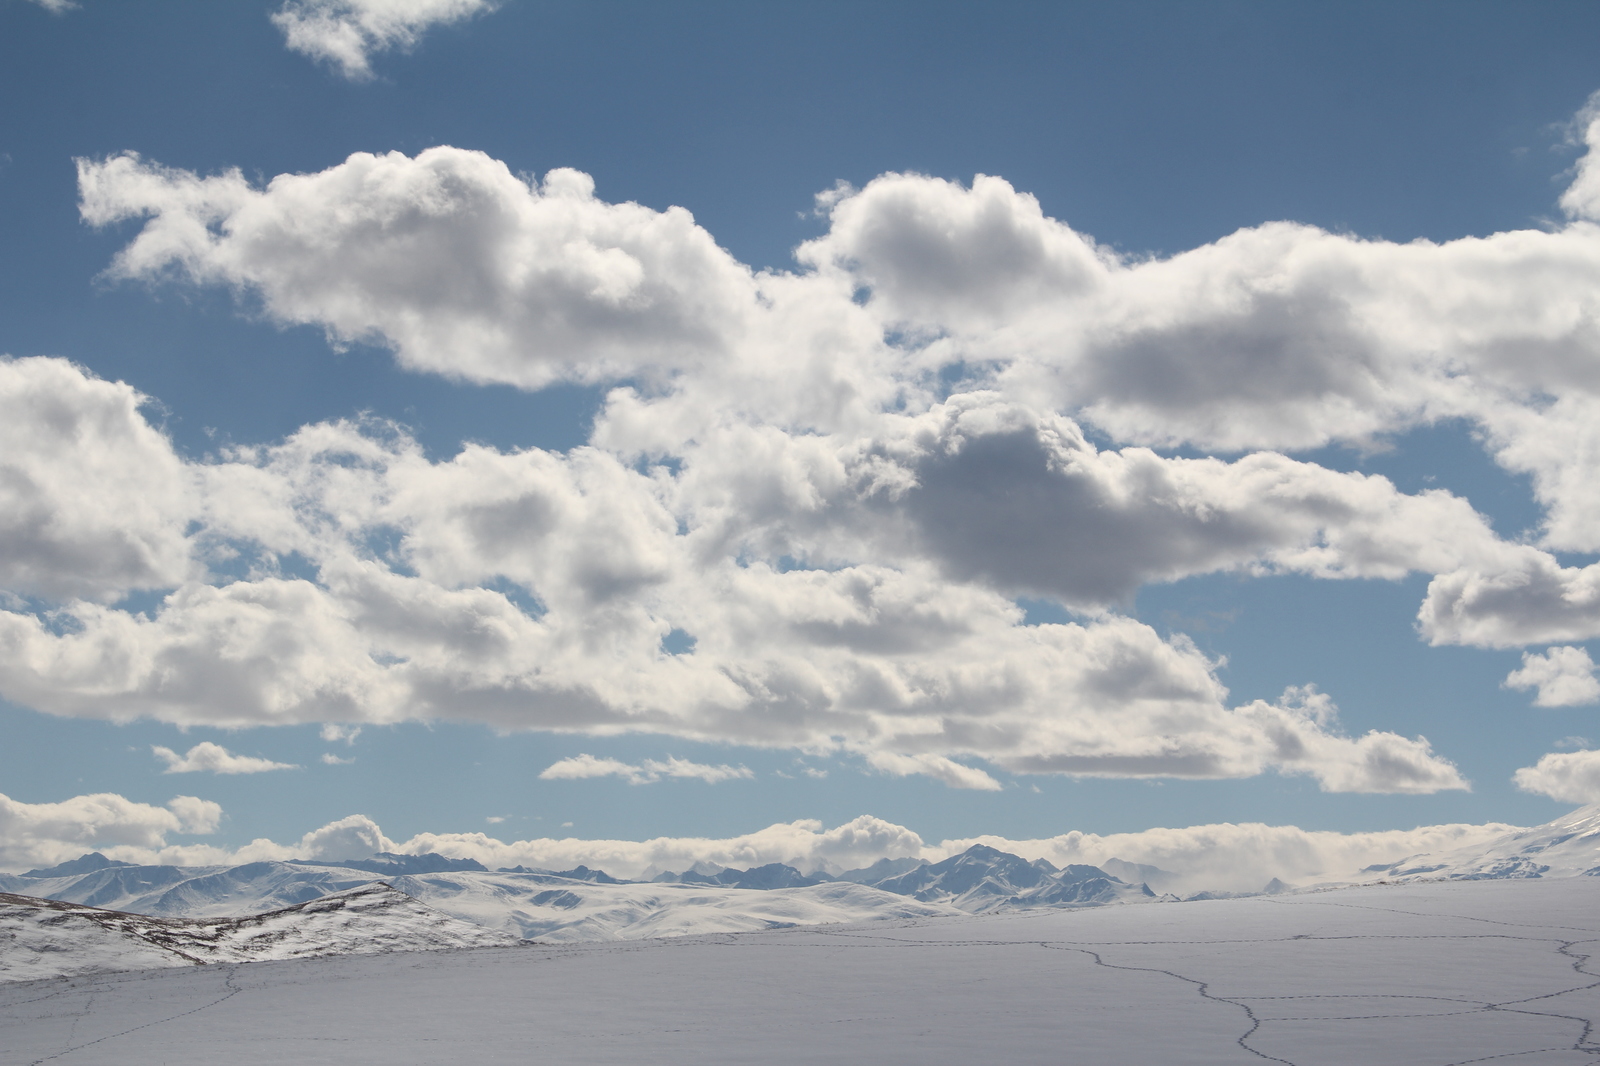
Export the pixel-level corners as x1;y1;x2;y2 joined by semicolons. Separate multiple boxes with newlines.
152;742;298;774
0;791;220;871
1504;646;1600;707
272;0;497;80
0;357;193;602
1514;749;1600;803
77;148;758;390
43;93;1600;792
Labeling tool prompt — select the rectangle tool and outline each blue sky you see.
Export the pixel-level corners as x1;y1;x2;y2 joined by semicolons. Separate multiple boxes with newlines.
4;0;1600;871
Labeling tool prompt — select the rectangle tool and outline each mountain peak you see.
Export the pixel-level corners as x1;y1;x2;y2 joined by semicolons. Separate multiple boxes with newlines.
22;853;136;879
871;844;1154;911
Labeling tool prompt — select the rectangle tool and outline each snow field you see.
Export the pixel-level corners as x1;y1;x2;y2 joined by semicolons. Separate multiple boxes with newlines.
5;877;1599;1065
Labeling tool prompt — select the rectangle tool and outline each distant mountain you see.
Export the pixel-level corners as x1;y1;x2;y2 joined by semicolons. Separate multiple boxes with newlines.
21;852;136;878
1100;858;1178;893
831;856;928;884
0;882;516;982
0;859;378;917
653;862;830;889
498;864;621;883
290;852;488;875
870;844;1154;911
1369;803;1600;882
0;844;1158;949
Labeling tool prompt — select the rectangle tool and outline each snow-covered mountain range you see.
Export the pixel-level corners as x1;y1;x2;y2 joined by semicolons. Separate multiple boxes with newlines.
0;843;1157;951
10;803;1600;984
0;882;515;982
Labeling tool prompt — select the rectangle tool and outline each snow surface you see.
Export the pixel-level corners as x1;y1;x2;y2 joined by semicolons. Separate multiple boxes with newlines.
0;883;514;983
4;878;1599;1065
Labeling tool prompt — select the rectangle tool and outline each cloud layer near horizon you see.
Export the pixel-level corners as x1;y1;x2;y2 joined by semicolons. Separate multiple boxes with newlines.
0;792;1522;895
21;98;1600;792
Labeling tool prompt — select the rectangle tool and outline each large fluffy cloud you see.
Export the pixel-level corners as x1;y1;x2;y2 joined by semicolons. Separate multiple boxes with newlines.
272;0;498;80
0;791;220;870
1514;749;1600;803
42;101;1600;790
78;149;759;389
0;364;1469;790
0;357;193;602
1503;646;1600;707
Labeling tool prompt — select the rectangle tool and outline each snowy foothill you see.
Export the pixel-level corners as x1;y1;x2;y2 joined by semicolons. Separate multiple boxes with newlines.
5;877;1600;1065
0;882;513;983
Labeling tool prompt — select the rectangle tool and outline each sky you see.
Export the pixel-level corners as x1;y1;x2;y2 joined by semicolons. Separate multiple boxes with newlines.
4;0;1600;875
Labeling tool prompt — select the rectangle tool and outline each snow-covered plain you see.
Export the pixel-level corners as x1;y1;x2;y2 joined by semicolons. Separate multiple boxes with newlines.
3;877;1598;1065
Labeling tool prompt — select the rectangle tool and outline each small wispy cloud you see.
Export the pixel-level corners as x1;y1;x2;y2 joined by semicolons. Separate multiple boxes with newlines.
153;742;297;775
320;724;362;744
272;0;498;80
320;752;355;765
26;0;76;13
864;752;1002;791
539;754;755;786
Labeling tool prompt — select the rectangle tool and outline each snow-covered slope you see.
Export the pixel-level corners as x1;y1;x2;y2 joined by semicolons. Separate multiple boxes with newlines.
385;872;964;940
6;878;1600;1065
0;883;517;982
1368;802;1600;882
